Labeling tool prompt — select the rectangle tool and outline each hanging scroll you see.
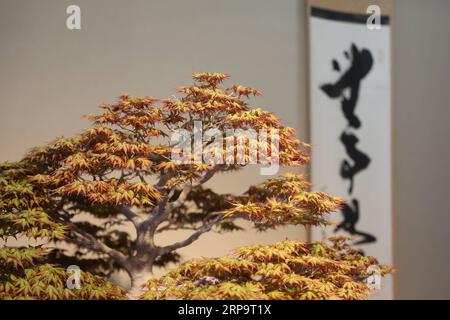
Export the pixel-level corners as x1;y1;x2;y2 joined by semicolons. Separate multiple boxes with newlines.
308;0;394;299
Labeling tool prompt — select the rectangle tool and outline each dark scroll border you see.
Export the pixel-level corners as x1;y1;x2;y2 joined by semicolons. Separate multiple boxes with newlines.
311;6;390;25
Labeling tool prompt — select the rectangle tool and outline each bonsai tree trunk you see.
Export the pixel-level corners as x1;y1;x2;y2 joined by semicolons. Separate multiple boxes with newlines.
125;222;160;299
126;257;155;300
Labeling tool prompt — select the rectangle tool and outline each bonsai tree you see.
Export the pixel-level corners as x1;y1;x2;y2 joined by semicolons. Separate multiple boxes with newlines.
0;73;391;299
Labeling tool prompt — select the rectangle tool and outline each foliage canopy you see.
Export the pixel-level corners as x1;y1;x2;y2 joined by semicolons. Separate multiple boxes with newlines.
0;72;391;299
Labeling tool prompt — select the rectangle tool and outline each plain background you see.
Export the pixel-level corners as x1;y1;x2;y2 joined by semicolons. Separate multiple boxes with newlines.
0;0;449;299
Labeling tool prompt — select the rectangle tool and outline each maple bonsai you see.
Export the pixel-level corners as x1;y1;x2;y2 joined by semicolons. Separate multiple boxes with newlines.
0;73;391;300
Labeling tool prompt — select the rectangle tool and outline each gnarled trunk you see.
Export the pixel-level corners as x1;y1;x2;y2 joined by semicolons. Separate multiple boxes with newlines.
125;223;159;299
125;250;157;300
127;267;154;300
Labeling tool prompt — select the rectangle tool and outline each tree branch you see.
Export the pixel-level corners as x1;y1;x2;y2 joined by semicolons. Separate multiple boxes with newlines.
155;172;174;190
140;167;218;231
131;166;222;257
160;214;224;254
166;167;218;211
117;205;141;227
67;221;129;269
166;184;192;210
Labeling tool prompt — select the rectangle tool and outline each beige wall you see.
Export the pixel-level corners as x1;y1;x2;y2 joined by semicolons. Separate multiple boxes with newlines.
1;0;450;299
394;0;450;300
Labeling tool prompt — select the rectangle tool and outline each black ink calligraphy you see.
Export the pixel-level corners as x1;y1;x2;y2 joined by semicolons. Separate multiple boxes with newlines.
334;199;376;245
340;132;371;194
321;43;376;246
321;44;373;129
